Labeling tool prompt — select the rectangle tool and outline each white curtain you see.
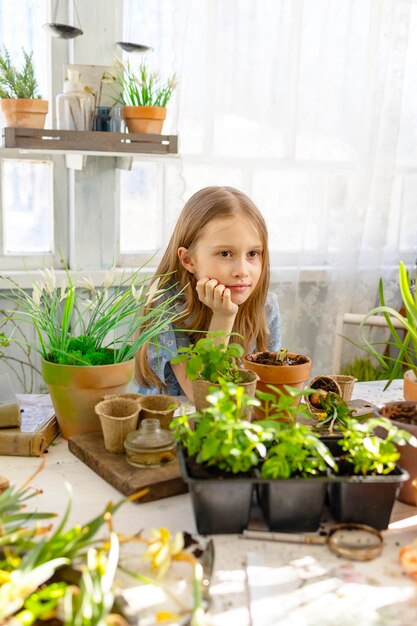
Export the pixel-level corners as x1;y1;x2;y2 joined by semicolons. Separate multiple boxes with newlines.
135;0;417;374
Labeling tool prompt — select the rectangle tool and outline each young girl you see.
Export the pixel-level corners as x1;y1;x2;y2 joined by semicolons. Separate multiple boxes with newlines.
136;186;280;398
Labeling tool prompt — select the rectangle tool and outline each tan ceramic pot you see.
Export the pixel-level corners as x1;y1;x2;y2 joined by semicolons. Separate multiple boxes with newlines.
41;358;135;440
404;369;417;401
123;105;166;134
243;352;312;419
0;99;48;128
139;394;180;429
95;398;140;454
192;369;259;416
379;401;417;506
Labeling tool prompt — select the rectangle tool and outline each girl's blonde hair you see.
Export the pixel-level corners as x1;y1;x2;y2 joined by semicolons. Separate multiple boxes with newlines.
136;186;271;389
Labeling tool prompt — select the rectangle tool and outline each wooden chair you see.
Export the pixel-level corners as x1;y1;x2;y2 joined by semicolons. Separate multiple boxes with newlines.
332;312;404;373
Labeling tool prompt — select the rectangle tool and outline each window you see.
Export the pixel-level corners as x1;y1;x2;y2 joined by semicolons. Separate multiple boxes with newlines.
119;162;161;260
118;0;417;271
0;0;55;268
1;159;53;254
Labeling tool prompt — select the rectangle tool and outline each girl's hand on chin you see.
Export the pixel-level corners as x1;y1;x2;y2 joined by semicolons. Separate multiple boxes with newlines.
196;277;238;317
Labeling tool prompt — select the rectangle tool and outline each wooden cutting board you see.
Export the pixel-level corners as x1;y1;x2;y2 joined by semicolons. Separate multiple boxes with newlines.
68;432;188;503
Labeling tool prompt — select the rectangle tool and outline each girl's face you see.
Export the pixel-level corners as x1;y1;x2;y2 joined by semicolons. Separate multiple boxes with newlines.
178;215;263;305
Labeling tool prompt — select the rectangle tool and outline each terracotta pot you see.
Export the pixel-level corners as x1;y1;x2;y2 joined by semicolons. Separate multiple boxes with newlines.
0;98;48;128
243;352;312;420
139;394;180;429
413;478;417;506
378;401;417;506
95;398;140;454
41;358;135;440
404;369;417;401
122;105;166;134
192;369;259;415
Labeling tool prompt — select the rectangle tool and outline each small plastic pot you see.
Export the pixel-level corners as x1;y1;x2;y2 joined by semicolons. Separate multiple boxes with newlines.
327;463;409;529
257;475;327;532
177;447;253;534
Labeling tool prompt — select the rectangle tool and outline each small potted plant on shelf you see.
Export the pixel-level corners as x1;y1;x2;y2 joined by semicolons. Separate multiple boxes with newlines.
0;47;48;128
327;416;416;528
112;59;177;134
243;347;312;418
356;261;417;399
171;331;258;412
1;261;182;439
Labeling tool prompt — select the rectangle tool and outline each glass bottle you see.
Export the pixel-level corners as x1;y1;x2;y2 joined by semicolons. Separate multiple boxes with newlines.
124;418;176;468
56;69;94;131
93;106;112;132
110;105;126;133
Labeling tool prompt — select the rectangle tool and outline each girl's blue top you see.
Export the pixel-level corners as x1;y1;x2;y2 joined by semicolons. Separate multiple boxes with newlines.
138;286;281;396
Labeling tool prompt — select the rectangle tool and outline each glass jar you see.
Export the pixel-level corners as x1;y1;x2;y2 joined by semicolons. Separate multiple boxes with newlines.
124;418;176;468
93;106;112;132
56;70;94;131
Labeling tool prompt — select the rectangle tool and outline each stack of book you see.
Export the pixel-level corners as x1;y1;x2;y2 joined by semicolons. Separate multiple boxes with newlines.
0;394;59;456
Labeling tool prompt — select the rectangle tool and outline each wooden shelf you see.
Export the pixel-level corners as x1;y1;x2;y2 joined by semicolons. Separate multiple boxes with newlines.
1;127;178;157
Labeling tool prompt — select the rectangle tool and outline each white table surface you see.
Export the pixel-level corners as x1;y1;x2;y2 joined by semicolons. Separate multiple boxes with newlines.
1;379;417;626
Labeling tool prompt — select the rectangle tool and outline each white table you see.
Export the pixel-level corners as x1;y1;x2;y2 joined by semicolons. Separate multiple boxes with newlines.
1;379;417;626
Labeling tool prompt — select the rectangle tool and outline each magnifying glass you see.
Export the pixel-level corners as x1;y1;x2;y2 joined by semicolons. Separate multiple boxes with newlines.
242;524;383;561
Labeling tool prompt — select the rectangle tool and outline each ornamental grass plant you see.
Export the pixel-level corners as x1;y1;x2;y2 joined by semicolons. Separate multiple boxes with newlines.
113;59;177;107
1;262;182;366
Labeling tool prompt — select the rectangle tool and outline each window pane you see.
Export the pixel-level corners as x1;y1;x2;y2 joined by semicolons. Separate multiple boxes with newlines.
0;1;48;99
120;162;159;253
2;160;53;254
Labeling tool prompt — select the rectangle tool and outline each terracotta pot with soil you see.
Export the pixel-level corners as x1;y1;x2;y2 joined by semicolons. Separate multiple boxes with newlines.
378;401;417;506
243;349;312;419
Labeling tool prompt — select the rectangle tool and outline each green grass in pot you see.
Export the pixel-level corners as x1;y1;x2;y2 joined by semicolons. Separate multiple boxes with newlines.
112;59;177;107
1;260;183;366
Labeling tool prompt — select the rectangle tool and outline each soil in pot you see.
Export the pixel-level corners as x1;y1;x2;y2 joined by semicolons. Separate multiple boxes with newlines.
378;401;417;506
246;352;309;367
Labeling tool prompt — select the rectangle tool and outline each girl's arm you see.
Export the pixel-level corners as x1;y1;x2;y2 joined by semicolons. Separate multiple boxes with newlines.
171;361;194;401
